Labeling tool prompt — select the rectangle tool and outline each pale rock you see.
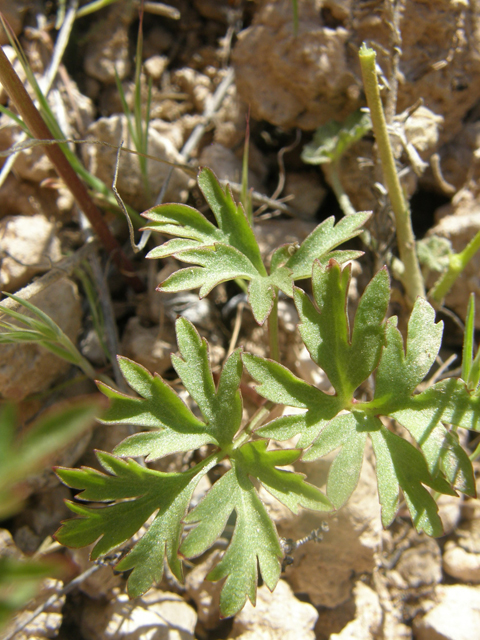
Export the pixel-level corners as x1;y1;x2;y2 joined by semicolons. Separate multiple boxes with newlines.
213;83;247;148
443;520;480;583
232;0;360;129
4;578;65;640
230;579;318;640
12;141;55;183
395;537;442;589
0;172;59;218
144;55;169;81
443;541;480;583
403;106;443;158
184;549;223;630
0;278;82;400
330;582;382;640
436;493;462;535
172;68;212;113
295;345;333;390
81;589;197;640
83;3;133;82
149;119;185;151
413;585;480;640
120;316;175;377
263;452;382;607
284;172;327;219
0;214;61;292
80;327;108;367
82;114;191;211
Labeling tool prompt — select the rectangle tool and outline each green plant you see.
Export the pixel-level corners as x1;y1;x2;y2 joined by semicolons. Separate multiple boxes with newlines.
54;168;480;618
0;400;100;629
0;293;114;387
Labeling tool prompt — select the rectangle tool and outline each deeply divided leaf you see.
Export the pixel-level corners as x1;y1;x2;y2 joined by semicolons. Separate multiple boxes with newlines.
143;168;369;323
247;262;480;536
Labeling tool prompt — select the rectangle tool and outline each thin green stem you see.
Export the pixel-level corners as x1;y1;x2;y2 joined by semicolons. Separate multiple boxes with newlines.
233;401;275;450
359;44;425;304
268;290;280;362
429;231;480;304
470;439;480;462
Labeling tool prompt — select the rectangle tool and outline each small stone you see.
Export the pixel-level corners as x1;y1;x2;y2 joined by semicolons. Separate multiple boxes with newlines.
4;578;65;640
81;589;197;640
144;55;169;81
82;114;191;211
0;214;61;292
443;521;480;583
413;585;480;640
330;582;382;640
396;537;442;588
231;579;318;640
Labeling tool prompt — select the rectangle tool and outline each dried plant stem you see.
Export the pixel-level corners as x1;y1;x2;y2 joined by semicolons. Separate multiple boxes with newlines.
359;44;425;304
0;46;144;293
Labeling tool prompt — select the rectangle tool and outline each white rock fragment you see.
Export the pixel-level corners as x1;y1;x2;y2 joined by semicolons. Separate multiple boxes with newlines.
269;451;382;608
443;541;480;583
443;521;480;583
330;582;382;640
82;114;191;211
413;585;480;640
0;214;62;292
82;589;197;640
230;579;318;640
5;578;65;640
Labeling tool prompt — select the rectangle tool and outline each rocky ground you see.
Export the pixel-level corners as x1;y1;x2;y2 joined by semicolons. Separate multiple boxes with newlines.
2;1;480;639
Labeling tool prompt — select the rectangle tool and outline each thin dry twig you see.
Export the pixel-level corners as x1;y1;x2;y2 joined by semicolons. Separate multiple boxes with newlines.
3;565;100;640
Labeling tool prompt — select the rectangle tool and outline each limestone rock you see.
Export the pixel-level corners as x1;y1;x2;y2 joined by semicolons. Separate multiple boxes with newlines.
184;549;223;630
232;0;360;130
82;114;191;211
81;590;197;640
4;578;65;640
330;582;382;640
443;520;480;583
263;452;382;607
233;0;480;146
413;585;480;640
0;278;82;400
83;3;133;82
0;214;61;292
230;579;318;640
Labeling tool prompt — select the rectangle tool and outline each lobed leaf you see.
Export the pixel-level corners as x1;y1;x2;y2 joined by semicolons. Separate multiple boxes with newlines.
55;452;214;592
98;356;213;460
234;440;332;513
145;168;369;324
294;260;389;399
181;464;282;617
